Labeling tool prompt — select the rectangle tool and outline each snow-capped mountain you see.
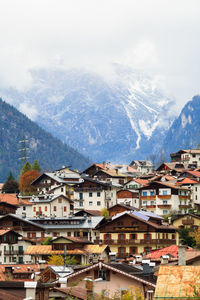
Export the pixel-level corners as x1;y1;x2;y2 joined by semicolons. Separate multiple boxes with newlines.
163;95;200;159
0;64;175;162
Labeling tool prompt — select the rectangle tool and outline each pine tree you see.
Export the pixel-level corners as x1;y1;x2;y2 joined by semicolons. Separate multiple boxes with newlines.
32;159;41;172
2;180;19;193
20;161;32;176
7;171;14;181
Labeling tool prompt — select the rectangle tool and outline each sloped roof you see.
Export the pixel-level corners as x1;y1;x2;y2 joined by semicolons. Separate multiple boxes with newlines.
84;244;108;254
145;245;200;263
154;265;200;298
66;262;156;287
176;177;199;185
25;245;85;255
185;170;200;178
0;194;19;206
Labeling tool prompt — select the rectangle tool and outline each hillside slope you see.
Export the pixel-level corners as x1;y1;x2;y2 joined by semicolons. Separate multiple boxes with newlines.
0;98;91;181
162;95;200;158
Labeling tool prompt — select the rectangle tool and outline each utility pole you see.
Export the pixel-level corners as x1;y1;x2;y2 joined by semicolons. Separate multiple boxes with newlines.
19;134;29;167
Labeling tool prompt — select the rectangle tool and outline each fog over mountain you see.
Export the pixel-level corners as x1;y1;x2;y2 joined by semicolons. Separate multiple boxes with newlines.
0;65;176;163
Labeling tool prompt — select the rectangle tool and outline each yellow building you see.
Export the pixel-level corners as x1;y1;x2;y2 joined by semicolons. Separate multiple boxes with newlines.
173;213;200;230
95;210;178;257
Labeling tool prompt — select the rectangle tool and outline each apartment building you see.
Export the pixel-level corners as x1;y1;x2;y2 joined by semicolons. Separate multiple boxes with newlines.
139;181;191;215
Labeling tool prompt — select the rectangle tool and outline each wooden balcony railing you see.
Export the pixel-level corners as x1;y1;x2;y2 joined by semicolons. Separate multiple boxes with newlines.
182;219;194;225
158;195;171;199
4;250;24;255
94;238;176;245
179;204;192;209
179;195;190;200
157;204;172;208
140;196;156;200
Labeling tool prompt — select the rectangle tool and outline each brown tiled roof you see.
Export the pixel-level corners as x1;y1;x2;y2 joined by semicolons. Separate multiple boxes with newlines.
154;266;200;298
176;177;199;185
0;229;11;236
54;287;88;300
133;179;149;186
0;194;19;205
25;245;85;255
82;209;101;216
0;264;47;281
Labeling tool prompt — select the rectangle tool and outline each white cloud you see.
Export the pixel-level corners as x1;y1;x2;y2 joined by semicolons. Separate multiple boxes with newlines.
0;0;200;112
19;102;38;120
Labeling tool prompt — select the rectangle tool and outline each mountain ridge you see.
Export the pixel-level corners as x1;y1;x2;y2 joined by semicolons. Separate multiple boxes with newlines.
0;98;91;181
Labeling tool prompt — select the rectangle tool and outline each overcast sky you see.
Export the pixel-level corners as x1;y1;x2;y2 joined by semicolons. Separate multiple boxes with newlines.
0;0;200;113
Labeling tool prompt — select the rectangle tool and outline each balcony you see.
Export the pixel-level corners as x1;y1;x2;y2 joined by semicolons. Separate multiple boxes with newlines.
4;250;24;255
140;196;156;200
158;195;171;199
179;195;190;200
182;219;194;225
179;204;192;209
94;238;176;245
157;204;172;209
74;187;103;192
146;205;156;208
116;252;130;258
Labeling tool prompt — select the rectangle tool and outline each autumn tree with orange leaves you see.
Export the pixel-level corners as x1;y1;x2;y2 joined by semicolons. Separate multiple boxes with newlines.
19;169;40;195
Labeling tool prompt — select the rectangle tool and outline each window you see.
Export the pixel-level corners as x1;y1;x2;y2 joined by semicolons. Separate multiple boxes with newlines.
196;187;198;192
118;247;125;254
79;193;83;200
4;257;6;263
89;201;93;206
64;206;67;212
163;210;168;215
45;206;47;211
142;191;147;196
119;234;125;241
192;154;196;158
23;206;26;211
58;198;62;203
143;201;147;205
79;201;83;207
54;206;57;211
33;207;36;212
104;234;110;241
67;232;71;236
97;192;101;197
97;201;101;206
61;187;64;192
39;206;41;212
89;192;93;197
163;200;168;204
130;247;137;254
145;247;151;254
150;191;154;196
196;196;198;200
98;269;109;281
163;190;168;195
130;234;136;240
151;201;154;205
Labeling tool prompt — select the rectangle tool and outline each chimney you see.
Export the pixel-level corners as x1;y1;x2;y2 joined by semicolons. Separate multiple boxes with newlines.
135;255;142;263
178;245;187;265
24;281;37;300
109;252;117;262
142;260;155;275
161;255;169;264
